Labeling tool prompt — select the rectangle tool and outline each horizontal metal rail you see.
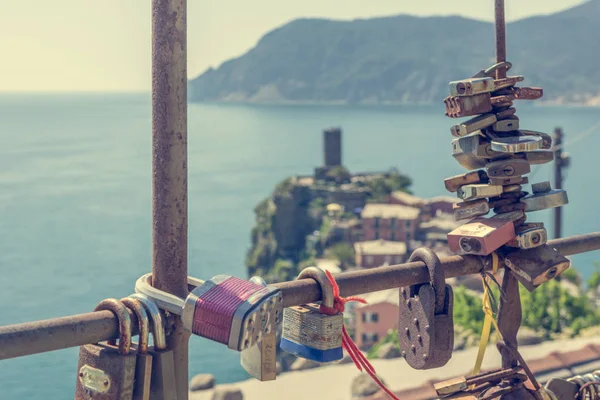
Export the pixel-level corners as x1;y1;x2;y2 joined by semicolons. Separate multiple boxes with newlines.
1;232;599;361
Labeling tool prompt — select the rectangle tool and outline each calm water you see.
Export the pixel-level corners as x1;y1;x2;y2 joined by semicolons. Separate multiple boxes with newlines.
0;93;599;398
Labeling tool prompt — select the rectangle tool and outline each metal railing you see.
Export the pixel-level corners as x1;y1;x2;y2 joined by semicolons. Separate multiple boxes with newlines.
1;232;599;363
1;0;599;399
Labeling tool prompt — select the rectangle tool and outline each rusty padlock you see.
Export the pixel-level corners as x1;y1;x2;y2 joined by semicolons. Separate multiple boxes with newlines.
444;93;493;118
75;299;137;400
398;248;453;370
445;170;489;193
501;244;571;292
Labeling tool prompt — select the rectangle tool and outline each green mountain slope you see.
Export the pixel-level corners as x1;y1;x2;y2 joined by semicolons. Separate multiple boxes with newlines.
189;1;600;105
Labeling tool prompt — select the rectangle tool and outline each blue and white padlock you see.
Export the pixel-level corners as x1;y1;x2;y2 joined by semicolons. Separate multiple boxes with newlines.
280;267;344;363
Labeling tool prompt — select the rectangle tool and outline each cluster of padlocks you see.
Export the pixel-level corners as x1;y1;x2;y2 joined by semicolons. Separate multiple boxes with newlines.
75;267;350;399
443;62;571;291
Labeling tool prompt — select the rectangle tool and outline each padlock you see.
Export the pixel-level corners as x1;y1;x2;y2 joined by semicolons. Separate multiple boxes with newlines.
491;97;513;108
457;183;503;201
505;223;547;249
453;199;490;221
544;378;579;400
448;216;516;256
495;86;543;100
522;181;569;212
444;170;489;193
521;130;552;149
524;151;553;165
501;244;571;292
398;248;453;369
134;273;282;352
486;158;531;179
121;298;152;400
493;201;527;215
493;76;525;91
240;276;277;381
490;135;542;153
495;107;516;120
471;61;512;79
493;210;526;227
488;176;528;186
452;134;500;170
444;93;493;118
450;113;496;137
449;77;495;96
129;293;177;400
75;299;137;400
280;267;343;363
491;117;519;132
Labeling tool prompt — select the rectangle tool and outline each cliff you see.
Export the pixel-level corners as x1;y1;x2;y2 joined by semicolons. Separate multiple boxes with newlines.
245;170;412;282
189;1;600;105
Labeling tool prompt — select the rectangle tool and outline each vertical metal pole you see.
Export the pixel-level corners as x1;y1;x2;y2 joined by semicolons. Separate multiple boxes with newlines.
152;0;189;398
554;127;564;239
495;0;507;79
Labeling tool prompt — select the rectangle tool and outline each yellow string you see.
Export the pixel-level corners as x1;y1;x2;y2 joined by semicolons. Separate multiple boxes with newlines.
471;252;503;377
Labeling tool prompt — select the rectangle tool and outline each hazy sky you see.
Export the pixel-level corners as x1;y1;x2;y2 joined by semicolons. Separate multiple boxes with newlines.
0;0;586;92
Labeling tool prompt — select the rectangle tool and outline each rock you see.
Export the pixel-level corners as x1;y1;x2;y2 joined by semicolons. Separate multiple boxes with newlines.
376;342;401;359
190;374;215;392
278;352;297;372
290;357;321;371
453;335;466;351
211;385;243;400
338;353;355;364
351;373;385;398
517;327;543;346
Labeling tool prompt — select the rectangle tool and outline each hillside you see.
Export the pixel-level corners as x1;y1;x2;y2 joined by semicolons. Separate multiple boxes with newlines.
188;0;600;105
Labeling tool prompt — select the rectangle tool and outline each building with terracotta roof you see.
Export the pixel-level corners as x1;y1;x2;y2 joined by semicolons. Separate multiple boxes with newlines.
361;203;421;242
354;240;407;268
353;289;399;349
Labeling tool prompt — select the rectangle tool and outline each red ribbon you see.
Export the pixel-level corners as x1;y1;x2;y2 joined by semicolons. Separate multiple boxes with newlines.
319;270;401;400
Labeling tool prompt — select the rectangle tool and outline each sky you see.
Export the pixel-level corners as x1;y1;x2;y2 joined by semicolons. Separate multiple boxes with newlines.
0;0;587;92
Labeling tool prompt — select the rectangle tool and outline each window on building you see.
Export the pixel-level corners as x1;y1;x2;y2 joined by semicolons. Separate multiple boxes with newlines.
366;256;374;264
362;333;367;343
362;313;366;323
374;231;379;240
374;217;380;228
406;233;411;242
396;256;403;264
405;220;411;228
384;256;391;265
390;218;396;228
373;333;379;342
371;313;379;323
390;232;395;241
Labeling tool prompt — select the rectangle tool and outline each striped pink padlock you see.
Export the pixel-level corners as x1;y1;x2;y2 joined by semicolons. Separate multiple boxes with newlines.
135;273;283;352
184;275;282;351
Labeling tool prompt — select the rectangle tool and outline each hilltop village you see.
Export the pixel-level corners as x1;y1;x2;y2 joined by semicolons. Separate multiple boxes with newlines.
245;128;465;351
246;127;460;284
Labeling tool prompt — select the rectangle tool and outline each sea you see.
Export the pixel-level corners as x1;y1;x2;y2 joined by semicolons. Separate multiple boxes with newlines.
0;93;599;398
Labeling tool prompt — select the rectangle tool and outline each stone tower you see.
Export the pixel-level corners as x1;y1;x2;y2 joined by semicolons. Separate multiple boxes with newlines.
324;127;342;167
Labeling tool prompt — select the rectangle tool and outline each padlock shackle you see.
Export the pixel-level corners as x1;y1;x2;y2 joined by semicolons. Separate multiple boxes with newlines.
296;267;335;308
134;273;206;315
93;299;132;355
120;297;150;354
408;248;446;314
129;293;167;350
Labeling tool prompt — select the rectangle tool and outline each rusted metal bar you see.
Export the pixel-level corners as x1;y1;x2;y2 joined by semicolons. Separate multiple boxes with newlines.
1;233;598;361
152;0;189;398
495;0;507;79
